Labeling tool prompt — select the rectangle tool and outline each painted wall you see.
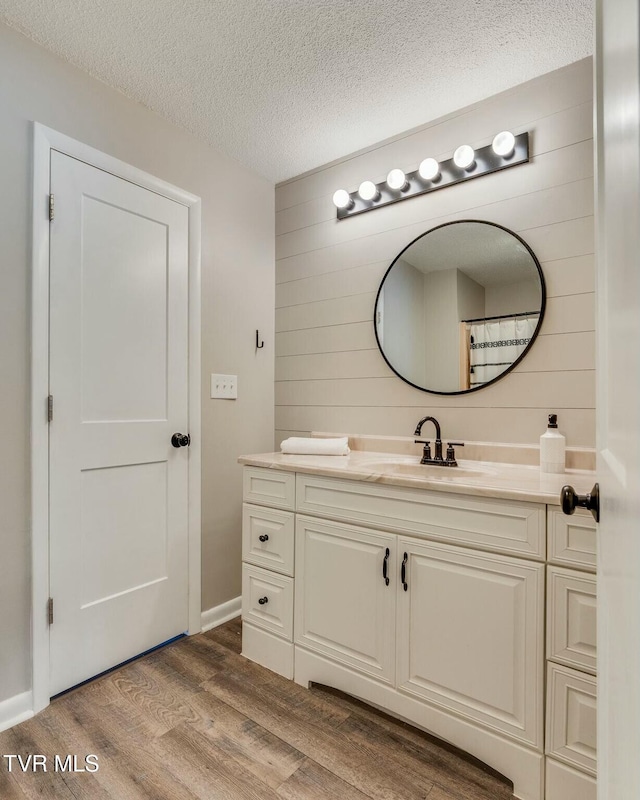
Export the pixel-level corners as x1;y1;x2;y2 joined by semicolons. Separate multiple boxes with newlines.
275;58;594;447
484;278;542;317
423;269;460;392
0;23;274;705
381;258;426;387
457;270;486;327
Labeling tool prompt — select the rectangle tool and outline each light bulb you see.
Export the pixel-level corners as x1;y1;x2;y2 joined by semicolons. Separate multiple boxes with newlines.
358;180;379;201
386;168;407;191
453;144;475;170
418;158;440;181
492;130;515;157
332;189;352;209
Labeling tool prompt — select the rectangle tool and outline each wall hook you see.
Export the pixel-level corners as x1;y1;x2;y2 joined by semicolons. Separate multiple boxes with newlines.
256;329;264;349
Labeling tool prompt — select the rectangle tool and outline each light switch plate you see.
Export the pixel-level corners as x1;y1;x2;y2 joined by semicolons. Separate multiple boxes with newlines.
211;373;238;399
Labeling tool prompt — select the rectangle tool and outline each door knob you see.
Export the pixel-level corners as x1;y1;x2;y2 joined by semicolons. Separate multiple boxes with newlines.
171;433;191;448
560;483;600;523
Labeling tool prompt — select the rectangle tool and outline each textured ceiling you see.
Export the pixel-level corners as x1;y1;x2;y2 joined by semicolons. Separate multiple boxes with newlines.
0;0;593;182
402;222;536;287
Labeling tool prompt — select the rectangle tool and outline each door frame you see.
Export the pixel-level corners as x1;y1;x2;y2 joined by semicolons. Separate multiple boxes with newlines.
31;123;202;714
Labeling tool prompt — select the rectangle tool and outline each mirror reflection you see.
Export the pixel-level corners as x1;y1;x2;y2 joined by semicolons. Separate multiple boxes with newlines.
375;221;545;394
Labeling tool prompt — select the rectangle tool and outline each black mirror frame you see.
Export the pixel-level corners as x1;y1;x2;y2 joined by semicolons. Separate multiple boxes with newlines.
373;219;547;396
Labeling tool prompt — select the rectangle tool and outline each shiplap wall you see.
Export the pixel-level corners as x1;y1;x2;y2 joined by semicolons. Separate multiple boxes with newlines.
275;59;595;448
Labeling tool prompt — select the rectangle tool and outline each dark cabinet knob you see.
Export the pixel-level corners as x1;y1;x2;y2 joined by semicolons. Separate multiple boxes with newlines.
258;534;269;543
561;483;600;523
171;433;191;448
258;596;269;605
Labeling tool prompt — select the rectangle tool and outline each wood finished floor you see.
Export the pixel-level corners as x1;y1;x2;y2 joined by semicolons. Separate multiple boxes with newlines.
0;618;513;799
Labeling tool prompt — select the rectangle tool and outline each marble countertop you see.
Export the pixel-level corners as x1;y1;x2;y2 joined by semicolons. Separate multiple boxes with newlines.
238;450;597;505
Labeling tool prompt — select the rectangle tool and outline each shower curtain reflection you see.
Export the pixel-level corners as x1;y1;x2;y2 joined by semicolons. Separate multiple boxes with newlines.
464;313;539;388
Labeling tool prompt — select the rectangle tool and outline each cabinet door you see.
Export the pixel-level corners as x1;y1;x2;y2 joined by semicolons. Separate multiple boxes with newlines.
397;538;544;747
295;515;396;685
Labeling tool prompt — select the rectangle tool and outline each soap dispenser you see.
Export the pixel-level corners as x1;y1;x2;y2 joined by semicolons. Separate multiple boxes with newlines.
540;413;566;474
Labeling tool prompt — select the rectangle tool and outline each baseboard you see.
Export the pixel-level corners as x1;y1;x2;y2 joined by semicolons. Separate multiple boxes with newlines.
545;757;596;800
0;690;34;734
201;596;241;632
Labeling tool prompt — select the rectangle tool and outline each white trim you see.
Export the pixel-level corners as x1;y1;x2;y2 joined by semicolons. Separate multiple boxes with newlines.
31;123;202;714
0;692;34;734
187;198;202;636
31;124;53;715
201;597;242;632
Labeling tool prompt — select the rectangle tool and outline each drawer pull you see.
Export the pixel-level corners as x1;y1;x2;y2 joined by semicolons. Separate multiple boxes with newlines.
258;534;269;542
383;547;390;586
401;552;408;591
258;596;269;605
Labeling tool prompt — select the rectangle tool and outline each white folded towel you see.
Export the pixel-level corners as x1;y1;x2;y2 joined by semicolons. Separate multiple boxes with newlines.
280;437;350;456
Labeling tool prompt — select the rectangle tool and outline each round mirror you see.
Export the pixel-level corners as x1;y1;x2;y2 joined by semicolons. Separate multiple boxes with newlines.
374;220;545;395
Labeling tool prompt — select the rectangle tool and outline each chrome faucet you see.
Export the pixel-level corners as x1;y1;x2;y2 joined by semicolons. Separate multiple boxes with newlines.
414;415;464;467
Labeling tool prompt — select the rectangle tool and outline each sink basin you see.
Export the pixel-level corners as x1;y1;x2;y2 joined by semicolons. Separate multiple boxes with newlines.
361;457;496;480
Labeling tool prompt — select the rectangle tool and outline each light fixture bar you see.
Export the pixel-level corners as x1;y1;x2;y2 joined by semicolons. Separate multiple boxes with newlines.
336;132;529;220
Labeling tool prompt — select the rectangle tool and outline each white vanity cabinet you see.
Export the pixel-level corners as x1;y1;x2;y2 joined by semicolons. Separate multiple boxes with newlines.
240;465;598;800
294;515;544;743
544;507;597;800
241;467;296;679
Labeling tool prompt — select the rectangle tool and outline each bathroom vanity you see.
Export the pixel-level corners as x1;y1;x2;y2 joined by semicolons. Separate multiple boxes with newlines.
238;448;597;800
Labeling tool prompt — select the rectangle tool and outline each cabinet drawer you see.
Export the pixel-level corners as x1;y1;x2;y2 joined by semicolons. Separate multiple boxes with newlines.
242;503;294;576
242;564;294;641
546;663;597;776
548;507;596;571
547;566;597;674
243;467;295;511
296;474;545;559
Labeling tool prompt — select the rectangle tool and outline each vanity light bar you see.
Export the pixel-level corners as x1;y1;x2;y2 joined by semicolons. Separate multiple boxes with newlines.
334;131;529;219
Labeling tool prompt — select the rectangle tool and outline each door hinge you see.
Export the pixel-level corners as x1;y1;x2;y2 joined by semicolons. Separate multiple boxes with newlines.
48;597;54;625
49;193;55;221
47;395;54;422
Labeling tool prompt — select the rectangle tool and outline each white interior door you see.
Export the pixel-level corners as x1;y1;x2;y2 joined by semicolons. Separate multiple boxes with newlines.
49;150;190;696
595;1;640;796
